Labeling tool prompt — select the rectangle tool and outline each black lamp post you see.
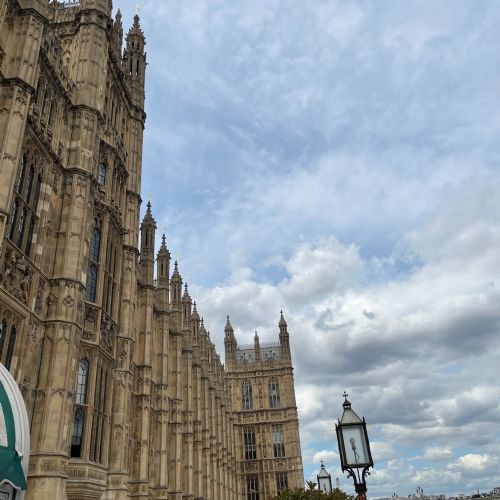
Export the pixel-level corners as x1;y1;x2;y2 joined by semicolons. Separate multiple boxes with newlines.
335;392;374;500
317;460;333;493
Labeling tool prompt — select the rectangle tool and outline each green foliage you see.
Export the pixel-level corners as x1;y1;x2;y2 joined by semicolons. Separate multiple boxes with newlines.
306;481;318;491
273;487;355;500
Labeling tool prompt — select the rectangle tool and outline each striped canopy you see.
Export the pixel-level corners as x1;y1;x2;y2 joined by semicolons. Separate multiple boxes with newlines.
0;363;29;491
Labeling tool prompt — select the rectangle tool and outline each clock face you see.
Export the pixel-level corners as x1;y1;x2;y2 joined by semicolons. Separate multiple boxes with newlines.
342;425;369;466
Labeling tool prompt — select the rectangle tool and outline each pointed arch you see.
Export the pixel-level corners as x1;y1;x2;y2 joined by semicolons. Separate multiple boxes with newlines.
241;380;253;411
269;378;281;409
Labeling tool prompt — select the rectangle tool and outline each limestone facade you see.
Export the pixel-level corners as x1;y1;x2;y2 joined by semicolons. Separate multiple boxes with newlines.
225;315;304;499
0;1;303;499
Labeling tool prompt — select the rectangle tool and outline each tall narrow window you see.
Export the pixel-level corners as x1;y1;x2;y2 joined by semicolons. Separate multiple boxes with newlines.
17;155;26;192
71;358;90;458
17;207;27;248
0;319;7;360
24;165;34;201
242;381;253;411
246;476;259;500
90;227;101;262
86;223;101;303
11;151;41;255
8;200;18;241
269;378;281;409
98;163;106;187
90;361;109;464
25;216;36;258
4;326;17;370
86;265;98;302
272;425;285;458
32;174;42;211
71;408;85;458
276;473;288;494
243;428;257;460
76;359;89;405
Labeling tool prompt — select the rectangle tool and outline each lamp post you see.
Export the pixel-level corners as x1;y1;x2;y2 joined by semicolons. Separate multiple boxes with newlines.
335;392;374;500
317;460;333;493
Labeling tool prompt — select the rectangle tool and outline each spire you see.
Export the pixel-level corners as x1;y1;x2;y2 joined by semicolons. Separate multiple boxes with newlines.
254;330;261;361
224;315;234;336
279;309;287;328
113;8;123;55
157;234;170;257
192;302;199;319
124;10;146;108
139;200;156;285
182;283;191;301
279;310;290;357
170;260;182;305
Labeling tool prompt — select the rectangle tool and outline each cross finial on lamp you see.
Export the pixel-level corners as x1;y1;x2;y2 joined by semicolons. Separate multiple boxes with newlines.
343;391;348;400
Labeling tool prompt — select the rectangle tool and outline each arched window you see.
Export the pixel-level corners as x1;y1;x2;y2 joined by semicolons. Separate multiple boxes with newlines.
98;163;106;186
90;227;101;263
272;425;285;458
269;378;281;409
71;408;85;458
11;151;42;254
241;381;253;411
76;359;89;405
243;427;257;460
4;325;17;370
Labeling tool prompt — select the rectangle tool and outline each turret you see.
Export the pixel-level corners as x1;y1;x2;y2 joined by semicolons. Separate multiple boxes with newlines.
156;233;170;309
182;283;192;329
224;315;237;364
254;330;261;361
170;260;182;306
279;310;290;356
112;9;124;57
124;14;146;109
139;201;156;285
191;302;200;337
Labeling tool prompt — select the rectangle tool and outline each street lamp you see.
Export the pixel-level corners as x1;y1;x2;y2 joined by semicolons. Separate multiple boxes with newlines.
317;460;333;493
335;392;374;500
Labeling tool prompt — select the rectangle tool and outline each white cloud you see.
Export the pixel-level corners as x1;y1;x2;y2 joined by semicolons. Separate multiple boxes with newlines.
423;447;454;461
116;0;500;495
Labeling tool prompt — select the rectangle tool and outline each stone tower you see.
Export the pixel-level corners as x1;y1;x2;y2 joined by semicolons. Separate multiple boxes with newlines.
225;312;304;499
0;1;303;499
0;1;241;499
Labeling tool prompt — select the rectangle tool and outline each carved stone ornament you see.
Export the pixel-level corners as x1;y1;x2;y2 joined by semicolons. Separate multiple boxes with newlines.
100;315;114;353
0;248;33;305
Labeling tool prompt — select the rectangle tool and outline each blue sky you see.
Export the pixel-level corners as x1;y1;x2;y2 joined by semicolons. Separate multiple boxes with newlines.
117;1;500;496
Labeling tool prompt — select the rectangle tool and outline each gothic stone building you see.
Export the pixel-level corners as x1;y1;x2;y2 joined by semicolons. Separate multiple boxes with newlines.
225;315;303;499
0;1;303;499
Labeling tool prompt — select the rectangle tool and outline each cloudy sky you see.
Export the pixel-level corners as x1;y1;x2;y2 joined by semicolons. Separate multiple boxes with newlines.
117;1;500;496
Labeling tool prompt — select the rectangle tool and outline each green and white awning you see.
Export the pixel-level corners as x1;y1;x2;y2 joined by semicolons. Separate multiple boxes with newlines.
0;363;29;491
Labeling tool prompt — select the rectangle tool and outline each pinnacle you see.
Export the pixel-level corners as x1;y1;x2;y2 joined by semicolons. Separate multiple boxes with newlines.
224;315;234;335
279;309;287;327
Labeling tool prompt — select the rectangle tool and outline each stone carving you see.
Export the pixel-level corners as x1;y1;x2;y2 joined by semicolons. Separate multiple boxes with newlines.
0;248;33;305
35;278;46;315
100;315;114;353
